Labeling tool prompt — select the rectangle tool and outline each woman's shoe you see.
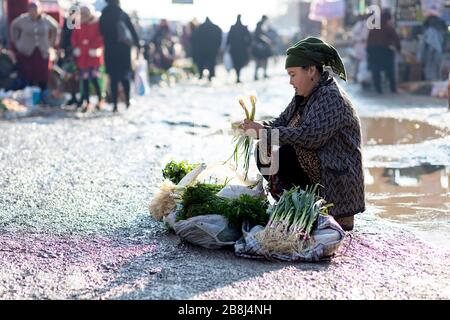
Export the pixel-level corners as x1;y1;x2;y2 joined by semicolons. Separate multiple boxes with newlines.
81;103;91;113
66;97;78;106
76;100;83;110
96;99;105;111
126;98;134;109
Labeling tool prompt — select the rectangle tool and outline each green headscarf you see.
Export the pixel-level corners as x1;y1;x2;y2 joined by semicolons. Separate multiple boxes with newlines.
285;37;347;81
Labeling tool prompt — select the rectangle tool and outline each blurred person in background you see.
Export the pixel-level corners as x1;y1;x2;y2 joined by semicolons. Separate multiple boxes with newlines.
181;19;198;59
191;17;222;81
151;19;175;71
59;5;80;107
366;9;401;94
227;14;252;83
266;24;282;57
252;15;273;80
10;0;60;95
417;6;448;81
71;4;104;112
100;0;140;113
351;13;371;88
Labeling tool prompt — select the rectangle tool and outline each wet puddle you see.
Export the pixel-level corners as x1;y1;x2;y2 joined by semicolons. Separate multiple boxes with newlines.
365;165;450;249
362;117;449;248
360;117;447;145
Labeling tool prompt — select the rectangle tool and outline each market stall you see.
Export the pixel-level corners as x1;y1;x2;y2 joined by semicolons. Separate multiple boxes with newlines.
395;0;425;83
396;0;450;83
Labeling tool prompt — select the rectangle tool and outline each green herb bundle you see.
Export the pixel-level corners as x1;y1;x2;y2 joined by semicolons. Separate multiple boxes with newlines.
179;183;269;229
162;160;200;184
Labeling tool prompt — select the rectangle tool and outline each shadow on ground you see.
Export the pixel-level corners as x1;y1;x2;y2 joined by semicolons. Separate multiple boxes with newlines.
91;214;333;300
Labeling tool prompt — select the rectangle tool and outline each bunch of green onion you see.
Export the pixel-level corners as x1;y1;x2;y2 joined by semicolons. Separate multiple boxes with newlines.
255;184;333;254
230;95;257;181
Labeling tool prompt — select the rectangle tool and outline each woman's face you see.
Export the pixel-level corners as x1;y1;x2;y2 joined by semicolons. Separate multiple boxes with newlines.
80;7;91;23
28;5;40;20
287;66;316;97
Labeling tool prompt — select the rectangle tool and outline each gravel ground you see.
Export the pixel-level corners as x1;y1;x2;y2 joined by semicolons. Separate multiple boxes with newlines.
1;66;449;300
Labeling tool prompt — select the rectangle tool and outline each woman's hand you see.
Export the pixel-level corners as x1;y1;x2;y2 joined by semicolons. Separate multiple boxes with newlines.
88;48;103;57
73;48;81;57
241;119;264;139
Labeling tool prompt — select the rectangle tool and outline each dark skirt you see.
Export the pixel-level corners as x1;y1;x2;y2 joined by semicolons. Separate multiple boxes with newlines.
366;46;395;72
104;42;132;80
230;48;250;70
256;144;311;200
17;49;51;85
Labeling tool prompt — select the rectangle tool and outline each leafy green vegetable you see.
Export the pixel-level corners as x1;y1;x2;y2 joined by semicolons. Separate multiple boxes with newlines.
162;160;200;184
225;194;269;229
180;183;224;216
179;183;269;229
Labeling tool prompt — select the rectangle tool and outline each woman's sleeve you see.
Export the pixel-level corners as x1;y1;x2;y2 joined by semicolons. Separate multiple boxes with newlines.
263;96;295;127
125;14;140;48
274;91;346;150
47;16;60;47
10;18;21;44
99;14;106;37
393;28;401;51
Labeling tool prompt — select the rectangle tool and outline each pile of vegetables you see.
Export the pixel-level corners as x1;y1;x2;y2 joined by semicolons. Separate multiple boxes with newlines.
149;88;343;256
162;160;200;184
0;99;27;116
255;184;333;255
229;95;257;181
150;163;206;221
152;160;269;230
179;183;269;229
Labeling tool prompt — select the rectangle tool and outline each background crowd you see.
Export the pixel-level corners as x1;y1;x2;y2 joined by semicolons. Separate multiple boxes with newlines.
1;0;449;114
0;0;285;113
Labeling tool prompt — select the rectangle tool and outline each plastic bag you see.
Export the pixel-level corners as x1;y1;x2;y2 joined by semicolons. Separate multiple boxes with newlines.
195;163;255;187
178;163;207;186
165;211;241;249
134;57;150;96
217;178;265;200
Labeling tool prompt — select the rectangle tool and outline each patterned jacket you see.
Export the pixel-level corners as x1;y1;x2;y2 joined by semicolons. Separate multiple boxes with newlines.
263;72;365;217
